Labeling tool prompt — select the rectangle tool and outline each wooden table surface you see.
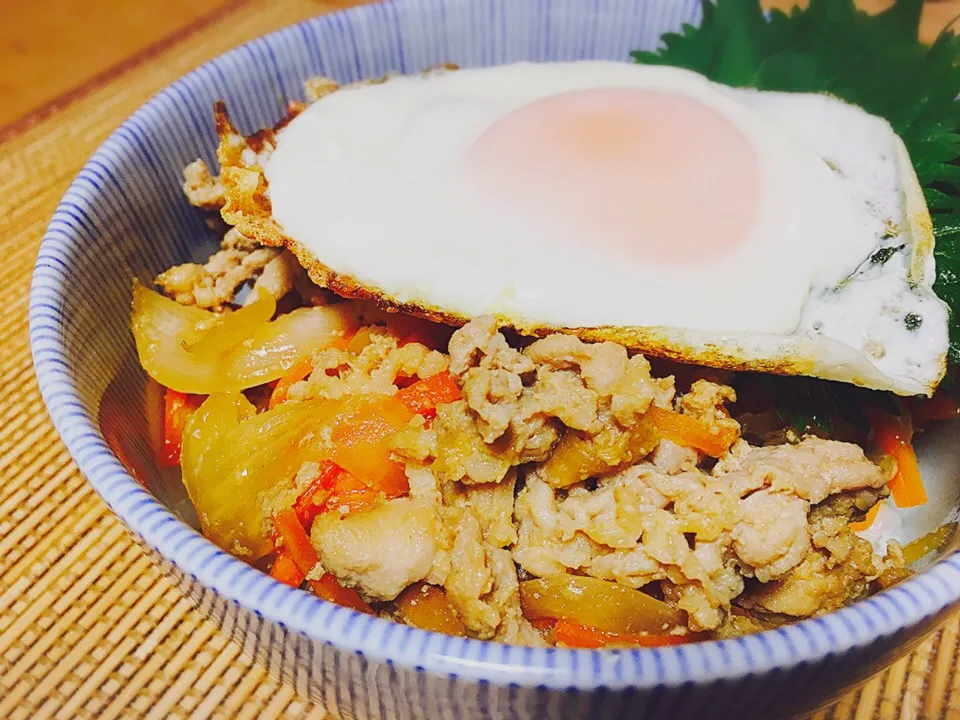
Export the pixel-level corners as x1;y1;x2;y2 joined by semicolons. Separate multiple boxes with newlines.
3;1;960;719
2;0;960;131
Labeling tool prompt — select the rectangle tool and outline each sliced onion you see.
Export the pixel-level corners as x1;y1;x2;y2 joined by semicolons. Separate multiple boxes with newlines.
519;574;684;635
131;281;357;394
185;286;275;355
395;583;467;636
181;393;341;559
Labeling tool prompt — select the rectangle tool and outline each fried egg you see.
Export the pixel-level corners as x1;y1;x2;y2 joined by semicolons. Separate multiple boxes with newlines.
259;62;948;395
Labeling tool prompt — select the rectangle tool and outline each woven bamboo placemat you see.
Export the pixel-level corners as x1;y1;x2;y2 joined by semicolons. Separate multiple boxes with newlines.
3;1;960;717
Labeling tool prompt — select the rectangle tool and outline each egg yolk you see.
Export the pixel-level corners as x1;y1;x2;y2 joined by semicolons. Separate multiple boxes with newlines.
467;88;761;266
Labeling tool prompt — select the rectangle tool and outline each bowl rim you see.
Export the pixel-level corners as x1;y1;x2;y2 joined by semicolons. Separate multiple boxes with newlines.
28;0;960;690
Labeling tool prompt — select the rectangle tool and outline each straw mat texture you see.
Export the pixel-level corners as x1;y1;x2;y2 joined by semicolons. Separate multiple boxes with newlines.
2;0;960;717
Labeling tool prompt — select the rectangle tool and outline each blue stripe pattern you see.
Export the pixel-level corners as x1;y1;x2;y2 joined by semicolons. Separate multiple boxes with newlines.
29;0;960;717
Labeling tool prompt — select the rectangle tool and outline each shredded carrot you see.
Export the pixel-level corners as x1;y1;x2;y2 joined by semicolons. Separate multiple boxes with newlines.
372;463;410;500
848;502;882;532
868;408;926;508
552;619;702;649
269;549;305;587
529;617;558;632
293;460;384;528
268;358;315;409
311;573;374;615
325;469;380;515
329;334;353;351
161;389;205;466
293;460;341;528
395;371;461;420
272;507;374;613
646;405;737;458
273;508;320;574
328;396;414;496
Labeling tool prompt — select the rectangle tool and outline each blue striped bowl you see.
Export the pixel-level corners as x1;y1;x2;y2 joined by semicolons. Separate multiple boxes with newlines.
29;1;960;717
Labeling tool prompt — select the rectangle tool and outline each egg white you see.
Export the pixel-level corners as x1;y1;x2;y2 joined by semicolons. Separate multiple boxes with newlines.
261;62;948;395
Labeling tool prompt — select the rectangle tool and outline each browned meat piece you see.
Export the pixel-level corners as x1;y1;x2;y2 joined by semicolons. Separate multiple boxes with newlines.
513;428;889;631
711;611;767;639
246;250;306;304
875;540;911;589
737;490;895;618
676;379;740;444
727;442;886;587
442;508;510;638
310;498;442;601
182;159;225;210
513;469;745;631
221;226;262;251
717;437;888;504
524;332;675;427
155;246;279;310
430;400;518;485
445;472;518;548
446;318;678;489
448;317;560;468
288;325;448;404
736;540;876;617
439;507;542;644
732;490;809;583
403;468;542;645
651;440;699;474
264;316;895;639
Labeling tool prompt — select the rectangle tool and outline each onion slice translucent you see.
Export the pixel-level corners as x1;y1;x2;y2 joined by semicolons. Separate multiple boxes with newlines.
519;574;684;634
131;281;357;393
181;393;341;559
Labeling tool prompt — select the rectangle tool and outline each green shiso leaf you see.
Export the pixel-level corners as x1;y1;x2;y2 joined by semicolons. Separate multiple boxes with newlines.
633;0;960;362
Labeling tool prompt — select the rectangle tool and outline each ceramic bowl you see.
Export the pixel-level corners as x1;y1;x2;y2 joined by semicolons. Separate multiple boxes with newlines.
30;0;960;717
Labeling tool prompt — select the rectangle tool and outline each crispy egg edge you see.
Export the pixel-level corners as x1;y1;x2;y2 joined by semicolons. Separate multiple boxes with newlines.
214;70;947;397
